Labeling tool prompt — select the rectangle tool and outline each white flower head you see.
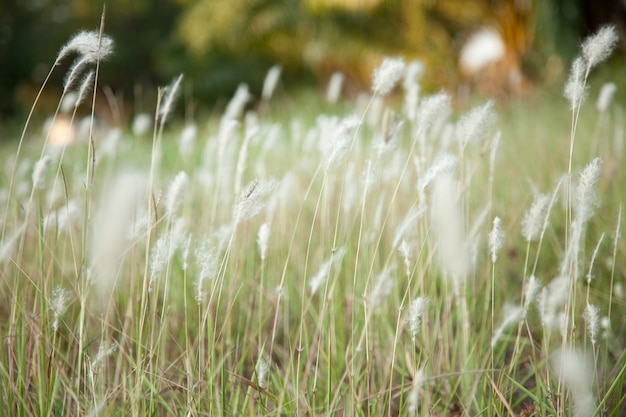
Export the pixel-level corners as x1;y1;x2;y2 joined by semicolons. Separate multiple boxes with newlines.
597;82;617;113
583;303;600;346
165;171;189;215
32;155;52;190
582;25;619;72
407;297;429;337
564;56;587;109
575;157;602;224
234;178;278;224
262;65;282;101
489;216;505;263
522;193;551;242
372;57;406;96
57;30;114;63
257;222;270;261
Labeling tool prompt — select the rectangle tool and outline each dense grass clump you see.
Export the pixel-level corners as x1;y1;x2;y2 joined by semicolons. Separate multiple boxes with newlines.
0;21;625;417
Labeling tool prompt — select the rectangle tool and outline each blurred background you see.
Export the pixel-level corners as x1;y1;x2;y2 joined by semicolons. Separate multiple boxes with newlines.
0;0;624;124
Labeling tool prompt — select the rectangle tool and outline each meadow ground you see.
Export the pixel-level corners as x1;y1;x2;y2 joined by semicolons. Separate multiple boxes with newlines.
0;29;625;417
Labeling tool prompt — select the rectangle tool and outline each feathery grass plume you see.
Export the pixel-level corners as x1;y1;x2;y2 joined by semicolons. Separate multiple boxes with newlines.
372;57;406;96
403;59;424;90
64;56;90;93
600;316;611;340
404;82;420;122
564;56;587;109
551;349;596;417
407;368;425;417
255;356;270;390
223;83;251;121
179;123;197;159
418;153;457;192
581;25;618;72
257;222;270;261
360;159;377;194
165;171;189;216
325;115;360;171
416;92;451;135
90;343;117;375
522;275;541;318
309;247;347;295
132;113;152;137
233;178;277;224
57;30;114;64
262;65;282;101
575;157;602;224
399;239;412;277
0;224;26;264
75;70;95;109
60;92;78;113
195;240;219;303
538;276;569;330
522;193;551;242
159;74;183;126
403;60;423;121
392;208;425;249
491;303;522;347
149;218;186;283
430;172;468;293
50;285;70;332
489;216;504;263
326;71;344;103
181;234;191;272
368;264;396;308
407;297;429;338
583;303;600;346
597;82;617;113
457;100;496;146
32;155;52;190
234;124;258;195
43;200;81;234
90;172;146;293
586;233;604;284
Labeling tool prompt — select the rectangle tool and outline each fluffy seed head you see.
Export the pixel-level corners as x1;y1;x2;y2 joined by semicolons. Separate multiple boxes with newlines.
551;349;596;417
582;25;619;72
597;82;617;113
195;240;219;303
491;303;522;347
575;157;602;225
522;193;551;242
522;275;541;318
32;155;52;190
51;285;70;332
564;56;587;109
76;71;95;108
309;247;346;295
57;31;114;63
159;74;184;126
583;303;600;346
257;222;270;261
372;57;406;96
489;216;505;263
255;356;270;390
166;171;189;215
262;65;282;101
326;72;344;103
457;100;496;146
407;297;429;337
233;178;278;224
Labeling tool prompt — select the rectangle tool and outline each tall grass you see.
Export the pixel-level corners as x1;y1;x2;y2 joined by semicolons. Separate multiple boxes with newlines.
0;23;625;417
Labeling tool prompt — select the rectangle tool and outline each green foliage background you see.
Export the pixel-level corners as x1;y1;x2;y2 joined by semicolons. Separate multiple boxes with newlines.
0;0;594;119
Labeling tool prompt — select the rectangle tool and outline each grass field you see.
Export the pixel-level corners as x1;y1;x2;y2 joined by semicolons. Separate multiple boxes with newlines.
1;27;625;416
